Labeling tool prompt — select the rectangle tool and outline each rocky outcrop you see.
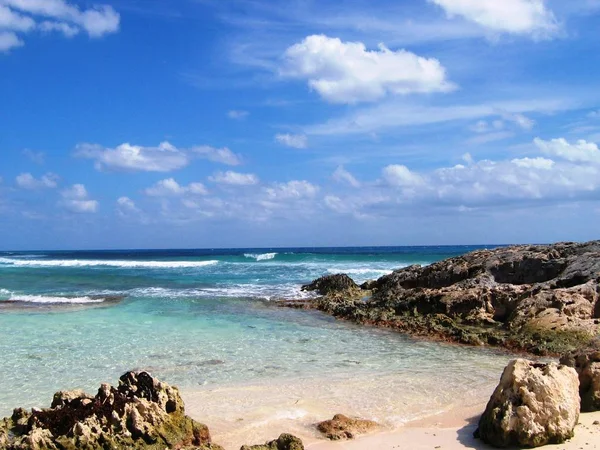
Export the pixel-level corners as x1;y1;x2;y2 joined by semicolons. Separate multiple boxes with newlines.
0;371;223;450
240;433;304;450
301;274;363;298
561;340;600;412
285;241;600;355
316;414;378;440
475;359;580;448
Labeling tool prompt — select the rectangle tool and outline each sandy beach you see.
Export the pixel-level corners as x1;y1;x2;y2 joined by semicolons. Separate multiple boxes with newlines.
186;395;600;450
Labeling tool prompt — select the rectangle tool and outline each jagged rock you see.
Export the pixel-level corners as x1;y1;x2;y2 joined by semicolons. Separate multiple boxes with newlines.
287;241;600;355
316;414;378;440
301;274;361;297
240;433;304;450
0;371;223;450
476;359;580;448
561;341;600;412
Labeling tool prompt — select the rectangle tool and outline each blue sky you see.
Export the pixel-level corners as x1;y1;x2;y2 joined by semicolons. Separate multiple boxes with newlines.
1;0;600;250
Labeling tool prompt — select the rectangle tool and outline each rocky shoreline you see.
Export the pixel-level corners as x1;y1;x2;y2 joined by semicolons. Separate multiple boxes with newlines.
282;241;600;356
2;241;599;449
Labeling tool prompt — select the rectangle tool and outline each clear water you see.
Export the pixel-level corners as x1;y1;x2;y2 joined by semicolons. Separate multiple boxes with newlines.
0;246;511;431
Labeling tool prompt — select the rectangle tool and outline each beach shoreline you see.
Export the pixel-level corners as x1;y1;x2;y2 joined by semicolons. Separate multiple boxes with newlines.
184;393;600;450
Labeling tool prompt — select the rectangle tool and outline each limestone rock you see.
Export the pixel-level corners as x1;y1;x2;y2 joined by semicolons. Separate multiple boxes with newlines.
240;433;304;450
476;359;580;448
301;274;361;297
316;414;378;440
0;371;223;450
289;241;600;355
561;342;600;412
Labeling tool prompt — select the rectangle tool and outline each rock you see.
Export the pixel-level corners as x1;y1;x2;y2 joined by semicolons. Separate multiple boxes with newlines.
476;359;580;448
561;341;600;412
0;371;223;450
316;414;378;440
301;274;361;297
240;433;304;450
288;241;600;355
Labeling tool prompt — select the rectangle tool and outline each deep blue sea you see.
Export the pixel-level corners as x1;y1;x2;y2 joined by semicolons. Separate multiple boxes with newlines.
0;246;511;439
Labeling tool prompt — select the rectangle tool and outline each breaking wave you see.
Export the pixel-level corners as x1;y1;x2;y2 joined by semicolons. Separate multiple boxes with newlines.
5;295;107;304
0;258;219;269
243;253;278;261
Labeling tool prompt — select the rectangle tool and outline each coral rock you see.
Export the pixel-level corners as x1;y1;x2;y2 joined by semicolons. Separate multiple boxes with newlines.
316;414;378;440
240;433;304;450
0;371;223;450
476;359;580;448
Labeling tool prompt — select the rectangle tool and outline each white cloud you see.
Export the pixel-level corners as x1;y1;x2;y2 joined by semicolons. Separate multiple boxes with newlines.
60;184;98;213
16;172;59;189
0;30;22;51
305;98;570;136
332;166;360;187
209;171;259;186
429;0;559;36
76;142;190;172
227;110;249;119
0;4;34;31
534;137;600;164
144;178;208;197
503;112;535;130
77;142;243;171
39;20;78;37
382;165;424;187
275;133;308;149
281;34;454;104
0;0;119;51
511;157;555;169
264;180;319;200
191;145;242;166
0;0;120;36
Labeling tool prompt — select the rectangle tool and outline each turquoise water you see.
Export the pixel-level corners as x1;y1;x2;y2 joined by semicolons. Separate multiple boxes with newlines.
0;247;510;421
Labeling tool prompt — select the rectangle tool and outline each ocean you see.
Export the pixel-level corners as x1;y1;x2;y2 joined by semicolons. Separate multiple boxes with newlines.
0;246;512;443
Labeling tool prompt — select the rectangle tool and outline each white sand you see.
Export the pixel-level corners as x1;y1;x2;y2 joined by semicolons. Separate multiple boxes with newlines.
183;381;600;450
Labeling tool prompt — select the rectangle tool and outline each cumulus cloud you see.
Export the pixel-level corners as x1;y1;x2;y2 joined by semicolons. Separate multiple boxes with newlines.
76;142;190;172
275;133;308;149
227;110;249;120
16;172;59;189
281;34;454;104
429;0;558;37
332;166;360;188
264;180;319;200
0;0;120;52
382;165;424;187
144;178;208;197
60;184;98;213
534;137;600;164
191;145;242;166
209;171;259;186
77;141;244;171
0;30;21;51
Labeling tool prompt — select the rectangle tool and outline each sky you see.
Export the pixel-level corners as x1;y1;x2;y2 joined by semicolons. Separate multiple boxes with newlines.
1;0;600;250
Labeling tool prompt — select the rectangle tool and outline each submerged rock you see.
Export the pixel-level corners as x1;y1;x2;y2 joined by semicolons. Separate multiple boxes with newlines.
316;414;378;440
561;340;600;412
0;371;223;450
476;359;580;448
240;433;304;450
289;241;600;355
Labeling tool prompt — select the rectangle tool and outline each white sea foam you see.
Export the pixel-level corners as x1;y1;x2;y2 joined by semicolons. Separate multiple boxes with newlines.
0;258;219;269
326;268;395;276
129;283;315;301
0;289;12;298
7;295;105;304
243;253;278;261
